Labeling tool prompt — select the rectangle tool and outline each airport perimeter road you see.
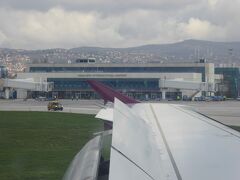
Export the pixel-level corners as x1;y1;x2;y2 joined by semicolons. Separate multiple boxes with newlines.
1;99;240;126
0;99;101;114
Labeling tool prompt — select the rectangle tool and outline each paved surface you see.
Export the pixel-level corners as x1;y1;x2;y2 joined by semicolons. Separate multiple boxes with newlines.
0;99;102;114
0;99;240;126
163;101;240;126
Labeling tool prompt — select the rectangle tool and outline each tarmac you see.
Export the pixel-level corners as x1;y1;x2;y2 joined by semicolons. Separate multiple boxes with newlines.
0;99;101;114
0;99;240;126
181;101;240;126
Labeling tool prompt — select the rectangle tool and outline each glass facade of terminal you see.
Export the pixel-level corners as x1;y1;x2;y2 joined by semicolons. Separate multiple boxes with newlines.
49;78;159;91
43;78;163;100
215;67;240;98
29;66;205;80
30;77;182;100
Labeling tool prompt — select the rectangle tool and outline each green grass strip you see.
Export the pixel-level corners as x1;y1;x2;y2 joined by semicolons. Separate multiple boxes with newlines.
0;111;103;180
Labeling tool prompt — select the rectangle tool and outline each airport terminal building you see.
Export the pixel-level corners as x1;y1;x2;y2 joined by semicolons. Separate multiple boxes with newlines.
16;62;216;100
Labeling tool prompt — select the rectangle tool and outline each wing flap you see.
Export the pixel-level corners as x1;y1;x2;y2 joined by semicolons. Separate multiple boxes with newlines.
109;99;178;180
109;100;240;180
95;107;113;122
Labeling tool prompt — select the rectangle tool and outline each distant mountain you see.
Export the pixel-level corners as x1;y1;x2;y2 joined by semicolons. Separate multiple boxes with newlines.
70;39;240;64
1;40;240;65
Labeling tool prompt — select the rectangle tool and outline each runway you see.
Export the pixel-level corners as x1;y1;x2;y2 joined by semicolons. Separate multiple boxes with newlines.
0;99;240;126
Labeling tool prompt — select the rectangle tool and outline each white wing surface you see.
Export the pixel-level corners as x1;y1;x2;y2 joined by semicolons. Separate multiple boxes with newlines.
95;107;113;122
109;99;240;180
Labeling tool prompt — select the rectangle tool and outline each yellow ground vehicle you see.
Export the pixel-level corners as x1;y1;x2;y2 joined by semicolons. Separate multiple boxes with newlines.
47;101;63;111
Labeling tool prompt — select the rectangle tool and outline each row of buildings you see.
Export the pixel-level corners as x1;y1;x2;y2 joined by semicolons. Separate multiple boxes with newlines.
1;60;239;100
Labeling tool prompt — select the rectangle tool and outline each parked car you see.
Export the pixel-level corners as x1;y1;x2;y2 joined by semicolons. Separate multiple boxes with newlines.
194;96;206;101
205;96;213;101
47;101;63;111
183;95;192;101
210;96;224;101
35;96;47;101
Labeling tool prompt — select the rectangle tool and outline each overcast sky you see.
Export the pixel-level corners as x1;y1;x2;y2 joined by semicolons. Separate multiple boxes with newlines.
0;0;239;49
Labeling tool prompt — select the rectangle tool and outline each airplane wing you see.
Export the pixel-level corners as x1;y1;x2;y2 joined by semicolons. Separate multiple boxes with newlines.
64;80;240;180
109;99;240;180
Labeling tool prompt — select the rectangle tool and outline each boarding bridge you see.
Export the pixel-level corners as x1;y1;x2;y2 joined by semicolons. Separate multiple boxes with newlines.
159;79;215;100
1;78;53;99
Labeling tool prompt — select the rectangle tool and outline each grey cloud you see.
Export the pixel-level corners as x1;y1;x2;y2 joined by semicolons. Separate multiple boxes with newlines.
0;0;240;49
0;0;199;13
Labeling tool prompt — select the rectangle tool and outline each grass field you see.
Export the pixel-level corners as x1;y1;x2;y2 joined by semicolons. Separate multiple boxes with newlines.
0;111;103;180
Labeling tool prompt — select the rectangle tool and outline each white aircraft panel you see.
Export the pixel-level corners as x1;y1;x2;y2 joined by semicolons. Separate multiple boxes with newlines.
149;103;240;180
110;99;240;180
110;99;178;180
109;148;152;180
95;107;113;122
